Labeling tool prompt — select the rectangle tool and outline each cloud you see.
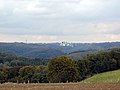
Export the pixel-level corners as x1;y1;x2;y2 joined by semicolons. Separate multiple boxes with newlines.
0;0;4;10
95;22;120;34
0;34;57;43
0;0;120;42
0;20;120;36
0;34;120;43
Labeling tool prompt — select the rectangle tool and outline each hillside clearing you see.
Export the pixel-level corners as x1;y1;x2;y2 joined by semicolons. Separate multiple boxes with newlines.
82;70;120;83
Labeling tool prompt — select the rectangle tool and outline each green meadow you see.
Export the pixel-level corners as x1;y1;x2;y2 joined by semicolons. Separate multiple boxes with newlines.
82;70;120;83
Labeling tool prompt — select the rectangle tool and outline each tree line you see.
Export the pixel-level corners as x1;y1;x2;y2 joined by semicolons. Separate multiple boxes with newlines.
0;53;50;67
0;48;120;83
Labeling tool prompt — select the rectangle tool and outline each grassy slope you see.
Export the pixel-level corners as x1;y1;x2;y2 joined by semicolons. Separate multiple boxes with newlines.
81;70;120;83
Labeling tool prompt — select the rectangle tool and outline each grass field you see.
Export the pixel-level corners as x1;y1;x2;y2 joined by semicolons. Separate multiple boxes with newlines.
0;83;120;90
82;70;120;83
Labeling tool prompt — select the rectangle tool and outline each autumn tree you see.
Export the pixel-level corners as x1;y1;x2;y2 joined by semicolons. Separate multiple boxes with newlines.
47;56;79;83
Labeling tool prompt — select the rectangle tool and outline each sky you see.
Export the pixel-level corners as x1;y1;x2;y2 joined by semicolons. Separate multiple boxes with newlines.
0;0;120;43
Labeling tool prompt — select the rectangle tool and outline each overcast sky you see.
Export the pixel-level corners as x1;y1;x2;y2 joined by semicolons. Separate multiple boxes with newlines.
0;0;120;43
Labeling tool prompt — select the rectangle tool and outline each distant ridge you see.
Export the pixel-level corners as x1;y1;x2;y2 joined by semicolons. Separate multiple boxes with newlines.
0;42;120;58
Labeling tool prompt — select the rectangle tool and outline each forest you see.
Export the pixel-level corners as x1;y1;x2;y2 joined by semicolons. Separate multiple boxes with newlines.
0;48;120;83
